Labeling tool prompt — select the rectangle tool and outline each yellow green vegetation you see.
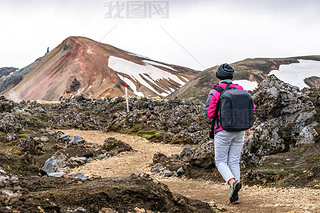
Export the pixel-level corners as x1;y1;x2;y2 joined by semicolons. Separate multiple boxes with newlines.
120;124;164;142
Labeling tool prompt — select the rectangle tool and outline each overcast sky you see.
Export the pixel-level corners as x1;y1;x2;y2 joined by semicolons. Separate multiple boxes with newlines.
1;0;320;70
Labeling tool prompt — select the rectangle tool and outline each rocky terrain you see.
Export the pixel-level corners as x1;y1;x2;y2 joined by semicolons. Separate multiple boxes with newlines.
0;74;319;212
4;36;199;101
0;67;18;78
153;75;319;187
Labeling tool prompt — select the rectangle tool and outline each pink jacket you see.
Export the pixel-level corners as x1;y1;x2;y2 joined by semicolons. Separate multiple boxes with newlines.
204;82;253;132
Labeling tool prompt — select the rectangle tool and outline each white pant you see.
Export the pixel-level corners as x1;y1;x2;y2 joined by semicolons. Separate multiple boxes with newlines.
214;130;245;183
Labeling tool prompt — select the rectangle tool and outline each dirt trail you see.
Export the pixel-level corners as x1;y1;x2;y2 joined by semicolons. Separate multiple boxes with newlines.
64;130;320;213
66;130;186;177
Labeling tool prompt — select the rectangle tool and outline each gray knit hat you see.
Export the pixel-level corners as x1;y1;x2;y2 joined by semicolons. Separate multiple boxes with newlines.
216;63;234;80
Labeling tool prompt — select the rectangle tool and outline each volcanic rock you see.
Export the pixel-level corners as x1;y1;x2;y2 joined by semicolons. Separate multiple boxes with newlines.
242;75;320;165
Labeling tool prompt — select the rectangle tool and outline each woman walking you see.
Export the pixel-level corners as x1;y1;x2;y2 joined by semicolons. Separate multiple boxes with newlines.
204;63;254;204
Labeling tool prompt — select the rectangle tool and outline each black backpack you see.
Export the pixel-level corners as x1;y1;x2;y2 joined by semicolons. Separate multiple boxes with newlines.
211;84;254;133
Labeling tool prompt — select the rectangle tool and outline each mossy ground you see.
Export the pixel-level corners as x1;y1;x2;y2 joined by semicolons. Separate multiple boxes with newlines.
119;124;164;142
242;144;320;188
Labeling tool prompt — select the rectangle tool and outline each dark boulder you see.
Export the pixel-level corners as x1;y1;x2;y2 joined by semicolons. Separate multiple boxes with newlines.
102;137;133;155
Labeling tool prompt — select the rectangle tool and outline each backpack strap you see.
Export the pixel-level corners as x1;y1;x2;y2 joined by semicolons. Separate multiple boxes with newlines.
212;83;232;128
214;86;224;93
213;83;232;94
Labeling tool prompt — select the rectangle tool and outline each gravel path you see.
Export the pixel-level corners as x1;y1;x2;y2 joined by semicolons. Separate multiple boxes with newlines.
66;130;186;177
64;130;320;213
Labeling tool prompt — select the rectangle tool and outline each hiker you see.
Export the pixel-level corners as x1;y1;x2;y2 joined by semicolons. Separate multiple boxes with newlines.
204;63;255;204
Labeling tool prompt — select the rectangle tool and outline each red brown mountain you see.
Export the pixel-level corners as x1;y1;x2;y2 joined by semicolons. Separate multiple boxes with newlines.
5;36;199;101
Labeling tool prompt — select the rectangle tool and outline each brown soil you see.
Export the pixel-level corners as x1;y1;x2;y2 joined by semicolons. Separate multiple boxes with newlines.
63;130;320;213
65;130;187;177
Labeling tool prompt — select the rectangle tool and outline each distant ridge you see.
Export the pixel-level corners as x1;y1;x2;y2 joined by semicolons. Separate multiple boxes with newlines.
168;56;320;102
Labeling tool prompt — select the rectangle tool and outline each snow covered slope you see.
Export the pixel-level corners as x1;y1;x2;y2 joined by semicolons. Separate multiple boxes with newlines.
109;56;186;97
269;59;320;89
233;80;258;91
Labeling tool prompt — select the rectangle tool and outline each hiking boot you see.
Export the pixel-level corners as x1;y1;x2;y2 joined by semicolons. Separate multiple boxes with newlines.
229;180;242;204
231;199;240;204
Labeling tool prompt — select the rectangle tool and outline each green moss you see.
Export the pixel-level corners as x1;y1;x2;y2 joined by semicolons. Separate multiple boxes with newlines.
170;137;193;144
137;129;160;139
308;181;320;188
5;140;19;146
258;167;284;176
119;124;164;142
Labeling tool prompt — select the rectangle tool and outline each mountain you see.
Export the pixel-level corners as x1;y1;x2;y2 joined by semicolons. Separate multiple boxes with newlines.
168;56;320;102
0;56;46;95
4;36;199;102
0;67;18;78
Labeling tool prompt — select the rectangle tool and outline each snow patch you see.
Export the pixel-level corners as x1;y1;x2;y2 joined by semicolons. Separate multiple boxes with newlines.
117;74;144;97
233;80;258;91
159;92;169;97
108;56;186;96
269;59;320;89
76;88;84;95
169;88;176;92
180;76;189;82
143;60;176;71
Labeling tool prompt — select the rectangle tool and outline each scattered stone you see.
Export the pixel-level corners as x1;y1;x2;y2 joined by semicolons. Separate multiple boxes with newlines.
10;177;19;184
40;136;49;142
0;113;22;133
6;133;16;141
68;157;87;166
103;137;133;154
184;140;214;168
48;172;66;178
69;173;89;180
41;152;67;175
35;107;46;113
178;198;186;205
60;134;70;139
177;167;185;176
99;208;118;213
0;96;15;113
152;152;169;164
150;164;163;173
163;170;173;177
91;175;101;180
13;136;44;155
60;134;71;142
69;136;84;144
179;148;193;160
74;207;86;213
47;129;55;135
